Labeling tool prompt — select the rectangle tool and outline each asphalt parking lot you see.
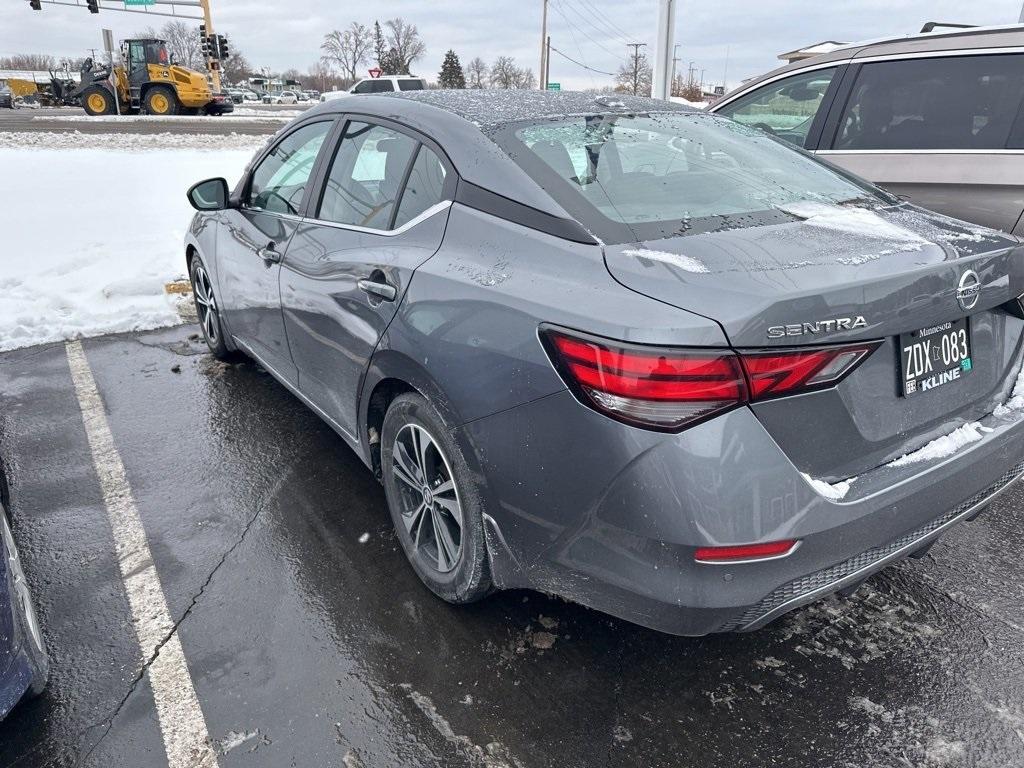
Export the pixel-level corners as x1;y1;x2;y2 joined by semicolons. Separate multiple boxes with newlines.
3;324;1024;768
0;104;303;135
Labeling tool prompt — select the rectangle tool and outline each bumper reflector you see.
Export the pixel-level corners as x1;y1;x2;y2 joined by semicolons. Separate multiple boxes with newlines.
695;539;798;563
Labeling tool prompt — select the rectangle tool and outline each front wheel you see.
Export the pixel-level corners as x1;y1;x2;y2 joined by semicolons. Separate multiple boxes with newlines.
81;85;116;116
189;257;231;360
381;393;492;604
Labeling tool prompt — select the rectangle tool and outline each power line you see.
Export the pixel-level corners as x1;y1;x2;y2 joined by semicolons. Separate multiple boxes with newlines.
550;0;621;58
561;0;632;46
548;44;616;76
551;0;596;87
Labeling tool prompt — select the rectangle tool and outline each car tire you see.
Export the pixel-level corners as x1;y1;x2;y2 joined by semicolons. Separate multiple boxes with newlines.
189;257;232;360
381;393;492;604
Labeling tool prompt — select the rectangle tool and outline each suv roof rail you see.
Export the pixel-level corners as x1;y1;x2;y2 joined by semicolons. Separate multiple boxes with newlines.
920;21;976;33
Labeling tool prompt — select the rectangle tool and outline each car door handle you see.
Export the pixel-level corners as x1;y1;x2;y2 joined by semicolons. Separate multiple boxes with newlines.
357;278;397;302
257;243;281;264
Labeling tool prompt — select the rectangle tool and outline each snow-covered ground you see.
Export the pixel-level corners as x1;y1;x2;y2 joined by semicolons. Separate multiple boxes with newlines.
0;132;265;352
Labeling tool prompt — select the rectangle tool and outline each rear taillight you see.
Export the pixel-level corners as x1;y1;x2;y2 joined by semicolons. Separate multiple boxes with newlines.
542;328;878;432
741;343;878;400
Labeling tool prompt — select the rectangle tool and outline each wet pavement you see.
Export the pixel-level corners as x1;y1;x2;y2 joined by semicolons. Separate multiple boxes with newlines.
2;324;1024;767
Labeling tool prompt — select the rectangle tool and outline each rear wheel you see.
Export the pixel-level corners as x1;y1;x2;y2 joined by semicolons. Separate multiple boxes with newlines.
1;511;48;697
81;86;116;116
189;257;231;360
144;85;179;116
381;393;492;603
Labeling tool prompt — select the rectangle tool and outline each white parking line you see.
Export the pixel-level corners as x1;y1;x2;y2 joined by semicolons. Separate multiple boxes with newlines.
66;340;217;768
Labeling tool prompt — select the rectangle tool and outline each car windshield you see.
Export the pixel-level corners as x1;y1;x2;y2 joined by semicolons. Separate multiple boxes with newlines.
492;111;886;242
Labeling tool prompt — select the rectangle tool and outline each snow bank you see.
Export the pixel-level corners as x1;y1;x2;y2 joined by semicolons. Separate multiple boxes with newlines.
993;364;1024;417
0;131;269;151
623;248;710;274
0;137;263;351
37;113;293;124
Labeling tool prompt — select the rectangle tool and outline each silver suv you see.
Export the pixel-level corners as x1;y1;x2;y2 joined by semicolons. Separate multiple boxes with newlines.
711;24;1024;235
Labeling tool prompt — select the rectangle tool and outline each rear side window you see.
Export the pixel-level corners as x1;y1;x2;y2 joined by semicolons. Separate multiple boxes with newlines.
398;79;425;91
394;146;448;228
716;67;838;148
317;122;418;230
248;121;330;214
834;53;1024;150
354;79;394;94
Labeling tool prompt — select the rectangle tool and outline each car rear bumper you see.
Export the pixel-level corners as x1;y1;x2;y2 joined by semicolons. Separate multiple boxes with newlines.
459;387;1024;636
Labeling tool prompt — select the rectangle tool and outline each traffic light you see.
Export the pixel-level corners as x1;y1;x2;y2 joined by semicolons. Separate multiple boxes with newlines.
216;35;229;60
29;0;42;10
86;0;99;12
199;32;212;58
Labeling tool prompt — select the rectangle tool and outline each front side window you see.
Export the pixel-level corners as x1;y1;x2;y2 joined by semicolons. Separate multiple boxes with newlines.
248;121;331;214
835;54;1024;150
318;122;419;229
494;111;881;243
716;67;837;148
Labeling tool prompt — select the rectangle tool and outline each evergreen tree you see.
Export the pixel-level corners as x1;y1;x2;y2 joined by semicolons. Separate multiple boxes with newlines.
438;50;466;89
373;21;386;69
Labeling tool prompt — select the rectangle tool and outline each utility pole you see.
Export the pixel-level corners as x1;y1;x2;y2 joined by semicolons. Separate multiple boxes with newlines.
670;43;680;95
199;0;221;93
539;0;548;91
546;35;551;89
626;42;647;95
651;0;676;99
722;45;730;93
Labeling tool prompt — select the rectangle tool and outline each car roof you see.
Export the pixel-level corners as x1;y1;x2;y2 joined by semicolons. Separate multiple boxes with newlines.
302;89;695;223
719;23;1024;103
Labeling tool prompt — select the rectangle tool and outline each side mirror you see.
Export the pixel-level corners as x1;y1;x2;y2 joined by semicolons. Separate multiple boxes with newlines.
187;177;230;211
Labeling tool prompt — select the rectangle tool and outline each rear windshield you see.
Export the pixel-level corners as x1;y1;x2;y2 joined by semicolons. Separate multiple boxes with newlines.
491;111;886;243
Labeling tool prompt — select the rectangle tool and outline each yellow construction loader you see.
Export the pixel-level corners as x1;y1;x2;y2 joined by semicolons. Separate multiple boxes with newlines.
74;38;231;116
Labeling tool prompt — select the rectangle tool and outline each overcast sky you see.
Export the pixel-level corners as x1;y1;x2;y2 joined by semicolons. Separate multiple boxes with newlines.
4;0;1022;89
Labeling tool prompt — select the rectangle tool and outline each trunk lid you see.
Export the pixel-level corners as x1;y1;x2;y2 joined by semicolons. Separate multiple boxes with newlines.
604;202;1024;480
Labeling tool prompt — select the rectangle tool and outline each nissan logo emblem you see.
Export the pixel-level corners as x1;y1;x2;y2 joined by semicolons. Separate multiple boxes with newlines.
956;270;981;311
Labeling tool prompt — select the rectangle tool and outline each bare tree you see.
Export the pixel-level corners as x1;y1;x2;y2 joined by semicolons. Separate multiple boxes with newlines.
320;22;372;82
0;53;56;71
222;51;253;84
514;67;537;89
464;56;488;89
160;20;203;69
616;50;652;96
383;17;425;74
489;56;519;89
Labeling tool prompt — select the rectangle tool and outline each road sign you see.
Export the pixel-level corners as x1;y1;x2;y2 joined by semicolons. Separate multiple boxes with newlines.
546;82;561;91
124;0;156;5
368;68;382;78
102;28;115;53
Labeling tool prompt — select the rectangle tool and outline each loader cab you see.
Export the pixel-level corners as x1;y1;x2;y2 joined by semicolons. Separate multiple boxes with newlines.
124;39;170;88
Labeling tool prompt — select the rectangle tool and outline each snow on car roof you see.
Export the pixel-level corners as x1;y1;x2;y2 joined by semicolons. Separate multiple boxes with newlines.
375;89;693;127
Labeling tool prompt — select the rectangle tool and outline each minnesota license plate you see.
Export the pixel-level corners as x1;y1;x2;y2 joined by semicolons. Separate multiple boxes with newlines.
899;318;973;397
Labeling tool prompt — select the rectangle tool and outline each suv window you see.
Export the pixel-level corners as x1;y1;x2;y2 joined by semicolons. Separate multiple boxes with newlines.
398;79;425;91
393;146;447;228
354;79;395;94
318;122;419;230
835;53;1024;150
716;67;838;148
248;121;331;214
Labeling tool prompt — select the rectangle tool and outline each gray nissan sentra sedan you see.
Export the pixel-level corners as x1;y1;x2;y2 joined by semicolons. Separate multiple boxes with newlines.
184;90;1024;636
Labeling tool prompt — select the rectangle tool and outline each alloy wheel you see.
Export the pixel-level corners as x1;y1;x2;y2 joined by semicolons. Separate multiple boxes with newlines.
391;423;464;573
1;513;44;654
192;263;220;346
